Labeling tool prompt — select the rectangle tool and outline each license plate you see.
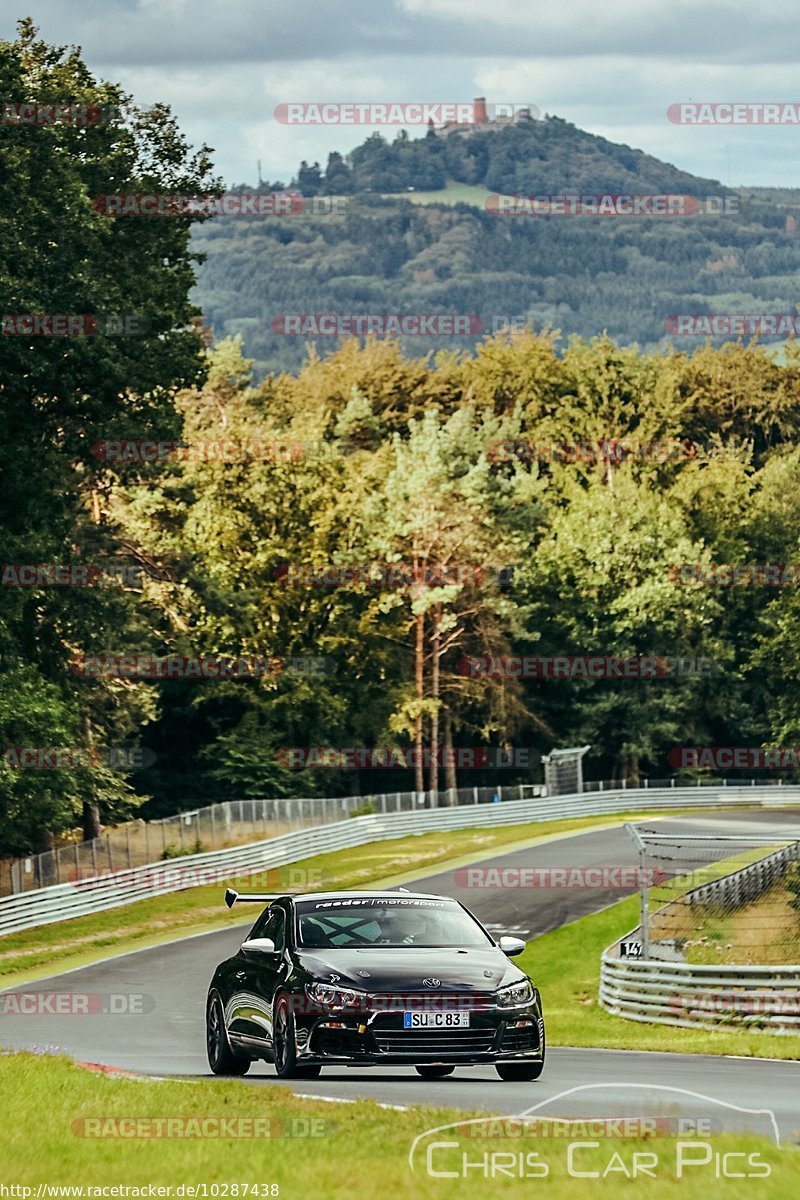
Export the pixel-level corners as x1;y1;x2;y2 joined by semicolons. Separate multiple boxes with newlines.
403;1011;470;1028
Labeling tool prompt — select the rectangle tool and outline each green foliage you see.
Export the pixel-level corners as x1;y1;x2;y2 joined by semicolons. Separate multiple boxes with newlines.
160;837;206;860
0;22;216;851
103;328;800;809
786;863;800;913
349;800;378;817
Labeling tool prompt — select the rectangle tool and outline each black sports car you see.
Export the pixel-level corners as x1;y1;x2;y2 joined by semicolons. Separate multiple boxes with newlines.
206;888;545;1081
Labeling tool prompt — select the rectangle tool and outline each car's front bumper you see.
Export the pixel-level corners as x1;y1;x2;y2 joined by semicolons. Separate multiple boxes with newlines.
297;1005;544;1065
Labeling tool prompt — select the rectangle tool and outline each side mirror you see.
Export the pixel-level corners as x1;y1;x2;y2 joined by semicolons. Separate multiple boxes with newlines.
499;936;526;957
241;937;276;955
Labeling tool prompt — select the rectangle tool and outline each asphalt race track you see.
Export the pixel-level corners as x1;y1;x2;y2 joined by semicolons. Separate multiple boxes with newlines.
2;810;799;1141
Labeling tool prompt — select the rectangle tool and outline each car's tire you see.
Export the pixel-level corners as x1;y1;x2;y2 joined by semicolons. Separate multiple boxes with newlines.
273;994;321;1078
206;994;250;1076
495;1059;545;1081
414;1065;455;1079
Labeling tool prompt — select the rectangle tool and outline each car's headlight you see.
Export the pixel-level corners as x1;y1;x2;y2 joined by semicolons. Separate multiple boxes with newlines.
495;980;536;1008
306;982;367;1011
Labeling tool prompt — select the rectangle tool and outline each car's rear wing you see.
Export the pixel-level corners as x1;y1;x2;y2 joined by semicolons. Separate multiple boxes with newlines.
224;888;282;909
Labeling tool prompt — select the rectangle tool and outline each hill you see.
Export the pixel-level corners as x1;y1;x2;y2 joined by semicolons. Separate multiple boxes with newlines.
190;119;800;377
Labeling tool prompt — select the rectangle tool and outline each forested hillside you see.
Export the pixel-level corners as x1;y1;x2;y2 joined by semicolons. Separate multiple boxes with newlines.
289;117;725;196
192;120;800;377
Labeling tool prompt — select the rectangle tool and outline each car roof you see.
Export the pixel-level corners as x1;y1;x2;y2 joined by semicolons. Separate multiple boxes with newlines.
285;890;453;903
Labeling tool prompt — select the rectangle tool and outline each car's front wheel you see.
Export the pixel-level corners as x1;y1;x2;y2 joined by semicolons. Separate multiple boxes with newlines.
273;994;322;1079
206;994;250;1076
495;1059;544;1081
414;1065;455;1079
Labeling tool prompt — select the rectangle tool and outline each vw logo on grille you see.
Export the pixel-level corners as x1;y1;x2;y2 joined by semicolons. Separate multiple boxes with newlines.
422;977;441;988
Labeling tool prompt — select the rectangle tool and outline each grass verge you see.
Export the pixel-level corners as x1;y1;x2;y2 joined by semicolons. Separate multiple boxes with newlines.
652;852;800;965
0;1052;796;1196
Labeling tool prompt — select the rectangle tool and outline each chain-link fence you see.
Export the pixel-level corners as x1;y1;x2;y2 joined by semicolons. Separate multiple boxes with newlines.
0;783;538;895
625;824;800;965
582;777;798;792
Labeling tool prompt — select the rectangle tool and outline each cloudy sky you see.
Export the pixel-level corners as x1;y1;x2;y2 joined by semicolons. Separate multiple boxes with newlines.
3;0;799;187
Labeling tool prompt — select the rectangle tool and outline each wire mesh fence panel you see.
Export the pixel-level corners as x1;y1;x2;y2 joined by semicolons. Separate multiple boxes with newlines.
626;824;800;965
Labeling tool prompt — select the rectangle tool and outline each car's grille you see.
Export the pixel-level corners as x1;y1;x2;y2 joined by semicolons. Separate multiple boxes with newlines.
373;1027;496;1055
500;1024;540;1052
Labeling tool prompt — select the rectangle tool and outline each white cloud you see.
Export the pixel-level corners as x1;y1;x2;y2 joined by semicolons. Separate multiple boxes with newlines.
3;0;800;184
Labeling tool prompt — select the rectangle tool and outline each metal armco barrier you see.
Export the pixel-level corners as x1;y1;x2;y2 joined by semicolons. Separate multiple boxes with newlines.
2;784;800;937
600;952;800;1033
601;840;800;1033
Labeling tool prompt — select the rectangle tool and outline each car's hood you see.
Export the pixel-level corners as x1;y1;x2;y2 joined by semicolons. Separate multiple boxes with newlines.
295;945;525;992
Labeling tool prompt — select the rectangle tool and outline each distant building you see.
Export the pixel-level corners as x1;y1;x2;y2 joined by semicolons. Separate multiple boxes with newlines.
433;97;538;136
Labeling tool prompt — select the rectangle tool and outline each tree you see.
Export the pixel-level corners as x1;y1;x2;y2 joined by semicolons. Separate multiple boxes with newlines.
296;160;323;195
0;21;217;852
368;406;544;801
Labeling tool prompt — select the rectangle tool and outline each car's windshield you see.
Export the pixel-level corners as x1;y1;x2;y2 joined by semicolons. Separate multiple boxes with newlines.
294;897;493;948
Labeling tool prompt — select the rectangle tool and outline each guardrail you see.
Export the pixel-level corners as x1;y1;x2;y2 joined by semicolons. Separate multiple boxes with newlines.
2;783;799;937
600;841;800;1033
683;842;800;909
600;952;800;1033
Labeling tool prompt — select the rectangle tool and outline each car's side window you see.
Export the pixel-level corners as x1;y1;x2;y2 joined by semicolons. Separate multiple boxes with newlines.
261;906;286;952
248;904;285;946
247;906;272;940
